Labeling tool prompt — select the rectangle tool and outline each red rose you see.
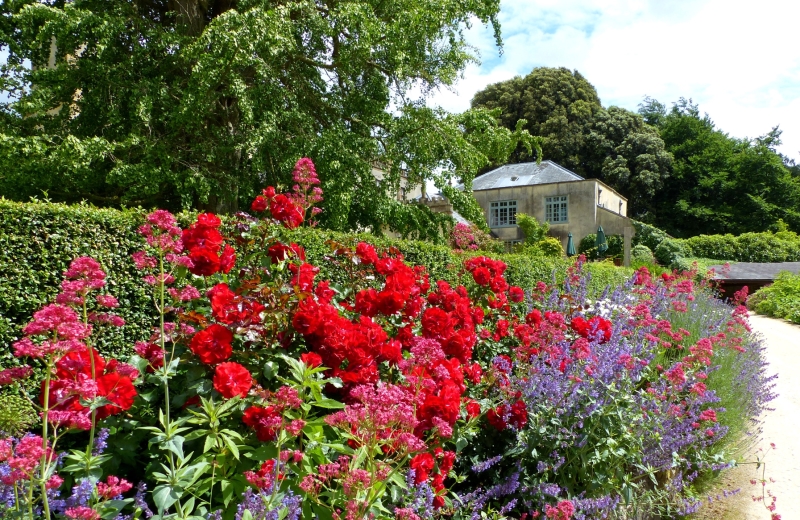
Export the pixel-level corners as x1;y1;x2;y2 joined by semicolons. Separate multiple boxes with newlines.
196;213;221;228
356;242;378;264
526;309;542;327
208;283;235;318
56;348;106;380
471;267;491;286
290;263;318;292
95;373;137;419
188;246;221;276
251;195;269;212
300;352;323;368
465;400;481;418
421;307;453;338
219;244;236;274
486;405;508;431
190;324;233;365
410;452;435;484
213;362;253;399
262;186;276;198
183;224;223;252
242;405;282;441
270;194;304;229
509;400;528;429
508;286;525;303
292;300;322;336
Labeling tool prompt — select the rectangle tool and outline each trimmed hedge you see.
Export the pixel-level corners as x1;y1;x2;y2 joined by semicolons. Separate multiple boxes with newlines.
0;200;634;369
654;231;800;267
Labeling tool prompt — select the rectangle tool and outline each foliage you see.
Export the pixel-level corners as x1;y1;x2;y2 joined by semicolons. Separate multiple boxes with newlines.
751;272;800;324
0;0;531;241
632;219;671;251
0;393;38;436
639;98;800;236
654;238;692;266
578;233;624;260
653;230;800;267
471;67;672;218
632;244;655;262
514;213;563;258
0;190;775;520
516;213;550;244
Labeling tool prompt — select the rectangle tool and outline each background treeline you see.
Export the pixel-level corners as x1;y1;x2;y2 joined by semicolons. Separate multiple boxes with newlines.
472;67;800;237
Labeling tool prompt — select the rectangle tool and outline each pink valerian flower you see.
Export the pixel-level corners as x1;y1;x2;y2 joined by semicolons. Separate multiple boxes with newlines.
699;409;718;422
0;366;33;385
142;273;176;286
325;383;419;435
168;285;202;302
13;337;86;359
137;210;183;254
7;435;54;475
244;459;279;490
46;474;63;489
95;294;119;308
395;508;422;520
0;439;12;461
63;257;107;290
691;382;707;396
544;500;576;520
64;506;100;520
341;468;371;497
664;363;686;386
131;251;157;270
274;386;303;410
285;419;306;436
97;475;133;499
20;304;90;339
88;312;125;327
45;410;92;431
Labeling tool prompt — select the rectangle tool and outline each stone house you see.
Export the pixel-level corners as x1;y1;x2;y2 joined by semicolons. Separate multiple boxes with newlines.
470;161;634;264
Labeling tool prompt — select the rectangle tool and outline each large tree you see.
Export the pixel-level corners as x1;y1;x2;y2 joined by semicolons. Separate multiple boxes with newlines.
641;98;800;236
471;67;672;218
0;0;526;236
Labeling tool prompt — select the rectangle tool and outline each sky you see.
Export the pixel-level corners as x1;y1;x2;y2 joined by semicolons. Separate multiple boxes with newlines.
427;0;800;161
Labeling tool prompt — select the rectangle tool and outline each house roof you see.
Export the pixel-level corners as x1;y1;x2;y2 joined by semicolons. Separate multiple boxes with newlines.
470;161;584;191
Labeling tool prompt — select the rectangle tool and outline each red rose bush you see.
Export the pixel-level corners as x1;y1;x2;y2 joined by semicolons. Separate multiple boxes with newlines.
0;158;775;520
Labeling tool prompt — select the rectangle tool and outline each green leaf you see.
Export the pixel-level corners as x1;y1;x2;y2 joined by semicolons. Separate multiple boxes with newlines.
152;484;182;514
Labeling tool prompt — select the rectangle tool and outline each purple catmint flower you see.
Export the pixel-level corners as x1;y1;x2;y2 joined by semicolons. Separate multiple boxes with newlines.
471;455;502;474
93;428;109;455
134;482;153;519
66;478;95;508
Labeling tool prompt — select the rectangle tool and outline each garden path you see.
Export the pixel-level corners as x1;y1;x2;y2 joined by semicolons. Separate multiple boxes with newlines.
702;314;800;519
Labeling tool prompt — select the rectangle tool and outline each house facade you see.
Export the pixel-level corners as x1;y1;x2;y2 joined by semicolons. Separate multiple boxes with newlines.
470;161;634;264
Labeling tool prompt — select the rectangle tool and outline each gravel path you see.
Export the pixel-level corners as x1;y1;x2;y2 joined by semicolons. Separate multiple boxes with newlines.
702;314;800;519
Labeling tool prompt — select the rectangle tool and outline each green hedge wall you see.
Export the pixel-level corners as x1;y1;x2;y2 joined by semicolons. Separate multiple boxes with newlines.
0;200;632;369
0;200;156;370
653;231;800;266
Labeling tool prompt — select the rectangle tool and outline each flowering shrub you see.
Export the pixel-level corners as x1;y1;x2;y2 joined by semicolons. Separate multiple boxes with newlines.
450;223;502;254
0;158;774;520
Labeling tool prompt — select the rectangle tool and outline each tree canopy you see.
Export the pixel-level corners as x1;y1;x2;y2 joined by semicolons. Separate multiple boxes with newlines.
640;98;800;236
0;0;528;236
471;67;672;218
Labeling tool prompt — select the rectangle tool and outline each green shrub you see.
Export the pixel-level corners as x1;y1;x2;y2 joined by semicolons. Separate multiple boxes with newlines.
631;220;671;251
654;237;691;266
519;236;564;258
752;271;800;324
0;393;38;436
631;244;654;262
579;233;623;260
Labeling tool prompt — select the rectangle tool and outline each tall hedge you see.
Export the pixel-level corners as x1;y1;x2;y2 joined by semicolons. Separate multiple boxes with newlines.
0;200;629;369
0;200;156;370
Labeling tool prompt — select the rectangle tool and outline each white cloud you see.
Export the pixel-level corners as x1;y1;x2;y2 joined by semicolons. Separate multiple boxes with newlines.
429;0;800;159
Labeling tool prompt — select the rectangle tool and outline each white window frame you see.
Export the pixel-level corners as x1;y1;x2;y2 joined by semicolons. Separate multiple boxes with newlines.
490;200;517;227
545;196;569;223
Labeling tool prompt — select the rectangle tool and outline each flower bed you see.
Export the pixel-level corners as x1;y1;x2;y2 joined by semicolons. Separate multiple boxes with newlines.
0;160;774;520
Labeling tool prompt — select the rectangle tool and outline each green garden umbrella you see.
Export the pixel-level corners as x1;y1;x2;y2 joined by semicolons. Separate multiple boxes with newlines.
566;233;576;256
595;226;608;256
